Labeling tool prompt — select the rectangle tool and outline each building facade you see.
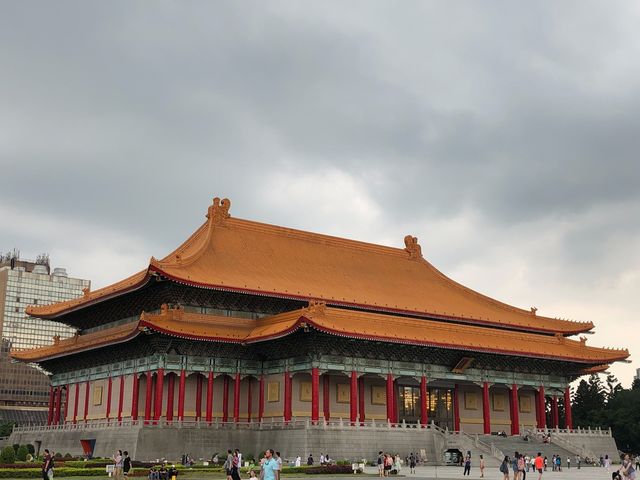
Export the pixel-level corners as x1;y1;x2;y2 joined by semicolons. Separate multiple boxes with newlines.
0;254;90;424
11;198;628;459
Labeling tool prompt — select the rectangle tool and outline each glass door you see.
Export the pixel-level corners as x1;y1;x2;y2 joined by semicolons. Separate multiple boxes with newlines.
398;385;421;423
428;387;454;430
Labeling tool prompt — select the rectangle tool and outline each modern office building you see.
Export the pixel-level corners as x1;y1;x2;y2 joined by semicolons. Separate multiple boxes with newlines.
0;253;90;424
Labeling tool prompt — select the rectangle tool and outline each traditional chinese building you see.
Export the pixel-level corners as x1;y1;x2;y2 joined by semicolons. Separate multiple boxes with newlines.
10;198;628;460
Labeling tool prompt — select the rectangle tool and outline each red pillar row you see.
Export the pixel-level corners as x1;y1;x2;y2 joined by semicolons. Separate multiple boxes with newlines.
349;371;358;425
283;371;292;422
84;381;90;423
323;375;330;421
453;384;460;431
117;376;125;422
482;382;491;434
420;376;428;427
358;377;365;425
247;377;252;422
386;374;394;422
510;384;520;435
195;374;203;420
105;377;113;421
166;374;175;422
131;375;139;421
144;371;153;423
564;387;573;430
222;376;229;422
178;370;186;421
311;368;319;424
538;385;546;428
206;371;214;423
258;375;265;422
73;383;80;424
233;373;241;423
47;386;54;425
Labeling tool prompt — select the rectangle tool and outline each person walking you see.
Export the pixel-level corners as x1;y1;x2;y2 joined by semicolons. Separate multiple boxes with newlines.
479;454;485;478
231;450;241;480
409;452;417;475
274;452;282;480
500;456;510;480
512;453;520;480
123;452;131;478
377;452;384;478
262;450;278;480
534;453;543;480
307;454;314;466
42;449;54;480
224;450;234;480
113;450;124;480
567;457;571;470
604;455;611;473
621;454;637;480
463;453;471;476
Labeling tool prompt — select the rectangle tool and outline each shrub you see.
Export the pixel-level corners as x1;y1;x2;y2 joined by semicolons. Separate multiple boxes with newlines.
0;447;15;465
26;445;35;456
16;446;29;462
0;467;106;478
12;445;19;455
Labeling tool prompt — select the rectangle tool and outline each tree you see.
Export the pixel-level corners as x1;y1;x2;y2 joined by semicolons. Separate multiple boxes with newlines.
572;375;606;428
0;445;15;464
16;445;28;462
631;378;640;390
605;373;623;401
601;388;640;454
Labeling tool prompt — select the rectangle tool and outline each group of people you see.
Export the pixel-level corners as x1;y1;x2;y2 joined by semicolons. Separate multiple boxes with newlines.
147;464;179;480
377;451;404;476
500;452;545;480
112;450;133;480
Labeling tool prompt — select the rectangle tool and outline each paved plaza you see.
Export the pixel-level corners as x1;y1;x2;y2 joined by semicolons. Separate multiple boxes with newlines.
359;465;615;480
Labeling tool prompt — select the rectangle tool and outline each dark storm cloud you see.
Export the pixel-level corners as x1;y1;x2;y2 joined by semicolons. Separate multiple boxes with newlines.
1;1;639;380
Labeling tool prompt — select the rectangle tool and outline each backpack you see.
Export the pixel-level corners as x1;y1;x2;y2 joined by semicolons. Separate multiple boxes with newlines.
500;463;508;474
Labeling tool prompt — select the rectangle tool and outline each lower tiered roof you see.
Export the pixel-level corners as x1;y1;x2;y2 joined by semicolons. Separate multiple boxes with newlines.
13;303;628;371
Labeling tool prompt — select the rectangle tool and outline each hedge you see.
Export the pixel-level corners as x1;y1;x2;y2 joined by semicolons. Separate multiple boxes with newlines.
0;468;105;478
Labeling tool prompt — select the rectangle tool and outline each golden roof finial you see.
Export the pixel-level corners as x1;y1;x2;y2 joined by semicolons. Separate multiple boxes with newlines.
530;307;537;315
207;197;231;225
307;300;327;316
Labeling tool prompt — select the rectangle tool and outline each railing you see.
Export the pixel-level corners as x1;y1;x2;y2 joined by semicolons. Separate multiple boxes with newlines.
534;426;612;437
12;418;446;434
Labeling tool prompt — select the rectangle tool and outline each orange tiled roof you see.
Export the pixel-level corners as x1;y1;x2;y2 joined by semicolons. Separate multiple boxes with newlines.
27;198;594;335
13;304;629;368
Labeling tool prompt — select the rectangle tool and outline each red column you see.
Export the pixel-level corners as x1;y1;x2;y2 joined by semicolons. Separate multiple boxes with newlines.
551;396;559;427
63;386;70;424
178;370;186;421
311;368;320;424
311;369;320;423
482;382;491;434
386;374;393;422
222;376;230;422
564;387;573;429
206;371;214;423
47;386;54;425
105;377;113;421
195;374;203;420
258;375;265;422
55;386;62;425
73;383;80;424
117;376;125;422
131;375;139;421
350;371;358;425
358;377;365;425
393;379;399;423
166;374;175;422
323;375;330;421
247;377;252;422
538;385;546;428
84;381;90;423
154;369;164;422
510;384;520;435
144;371;153;423
233;373;241;423
420;376;428;427
453;384;460;431
283;371;292;422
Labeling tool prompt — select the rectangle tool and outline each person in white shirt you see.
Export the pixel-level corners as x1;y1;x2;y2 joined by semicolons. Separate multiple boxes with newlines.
295;457;301;467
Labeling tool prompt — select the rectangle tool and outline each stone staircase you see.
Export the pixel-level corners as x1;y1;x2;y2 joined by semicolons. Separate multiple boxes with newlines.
486;434;578;463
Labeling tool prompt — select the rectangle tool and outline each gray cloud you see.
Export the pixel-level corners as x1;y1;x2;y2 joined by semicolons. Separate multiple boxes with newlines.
1;0;639;383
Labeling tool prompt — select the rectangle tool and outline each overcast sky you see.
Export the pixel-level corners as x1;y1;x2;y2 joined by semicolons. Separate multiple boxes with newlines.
1;1;638;386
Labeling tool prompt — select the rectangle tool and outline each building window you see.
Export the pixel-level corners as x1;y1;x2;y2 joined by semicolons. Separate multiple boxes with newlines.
16;297;20;302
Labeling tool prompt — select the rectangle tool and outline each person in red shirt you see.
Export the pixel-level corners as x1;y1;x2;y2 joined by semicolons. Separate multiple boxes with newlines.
534;453;544;480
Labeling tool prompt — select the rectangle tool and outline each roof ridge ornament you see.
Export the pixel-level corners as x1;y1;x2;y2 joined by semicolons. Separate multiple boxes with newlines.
159;303;184;321
404;235;423;260
307;300;326;316
530;307;537;315
207;197;231;225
